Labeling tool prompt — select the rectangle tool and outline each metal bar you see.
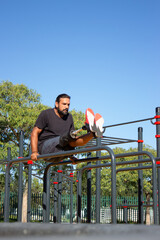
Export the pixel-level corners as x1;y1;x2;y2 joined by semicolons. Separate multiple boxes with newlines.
18;130;23;222
53;175;58;223
123;198;128;223
42;163;51;223
77;170;82;223
70;166;73;223
51;170;77;182
71;116;154;135
103;117;154;129
57;165;62;223
42;169;47;222
8;144;158;166
116;153;157;224
156;107;160;225
138;127;143;224
4;147;11;222
80;151;158;224
5;145;115;164
46;167;51;222
96;138;101;223
40;145;116;224
87;153;91;223
27;146;32;222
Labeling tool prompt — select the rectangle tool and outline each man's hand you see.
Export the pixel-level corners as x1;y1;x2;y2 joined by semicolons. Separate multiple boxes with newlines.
31;152;39;161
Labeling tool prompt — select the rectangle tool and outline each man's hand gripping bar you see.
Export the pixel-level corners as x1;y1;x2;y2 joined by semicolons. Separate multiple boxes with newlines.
70;125;87;138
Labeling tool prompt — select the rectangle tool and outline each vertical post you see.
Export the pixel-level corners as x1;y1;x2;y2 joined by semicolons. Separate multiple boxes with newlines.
96;138;101;223
53;175;58;223
77;170;82;223
57;165;62;223
18;130;23;222
27;145;32;222
46;168;51;222
43;164;50;223
43;170;47;222
70;166;73;223
123;199;128;223
155;107;160;224
110;147;117;224
87;154;91;223
138;127;143;224
4;147;11;222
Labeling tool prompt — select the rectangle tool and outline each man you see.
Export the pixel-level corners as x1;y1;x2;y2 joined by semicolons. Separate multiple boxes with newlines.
31;93;104;162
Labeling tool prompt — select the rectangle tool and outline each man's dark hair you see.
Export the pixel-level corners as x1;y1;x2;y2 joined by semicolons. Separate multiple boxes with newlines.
55;93;71;103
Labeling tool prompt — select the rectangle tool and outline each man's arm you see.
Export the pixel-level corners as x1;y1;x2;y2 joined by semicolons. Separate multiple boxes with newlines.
31;126;42;160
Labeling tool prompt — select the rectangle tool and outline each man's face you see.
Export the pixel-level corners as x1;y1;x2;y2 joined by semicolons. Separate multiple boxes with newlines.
55;98;70;116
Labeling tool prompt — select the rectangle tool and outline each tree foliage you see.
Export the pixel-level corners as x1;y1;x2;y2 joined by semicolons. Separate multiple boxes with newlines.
0;80;48;148
0;80;85;193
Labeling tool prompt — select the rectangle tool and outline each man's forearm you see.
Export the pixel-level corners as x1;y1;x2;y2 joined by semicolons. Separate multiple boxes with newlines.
31;132;39;153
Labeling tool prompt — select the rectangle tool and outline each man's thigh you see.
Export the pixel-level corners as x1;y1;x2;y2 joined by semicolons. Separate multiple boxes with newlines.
41;137;64;162
41;137;61;154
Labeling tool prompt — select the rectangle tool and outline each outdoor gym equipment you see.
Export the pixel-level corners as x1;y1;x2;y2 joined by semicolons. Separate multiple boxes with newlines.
1;107;160;225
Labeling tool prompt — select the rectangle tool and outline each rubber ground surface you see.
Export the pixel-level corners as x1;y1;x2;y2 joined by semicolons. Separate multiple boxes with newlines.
0;223;160;240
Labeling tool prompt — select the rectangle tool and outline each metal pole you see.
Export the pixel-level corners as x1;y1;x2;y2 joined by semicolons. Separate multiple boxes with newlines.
123;199;128;223
57;165;62;223
110;148;117;224
70;166;73;223
27;145;32;222
77;170;82;223
87;153;91;223
96;138;101;223
138;127;143;224
46;168;51;222
156;107;160;224
43;170;47;222
42;164;50;223
4;147;11;222
53;175;58;223
18;130;23;222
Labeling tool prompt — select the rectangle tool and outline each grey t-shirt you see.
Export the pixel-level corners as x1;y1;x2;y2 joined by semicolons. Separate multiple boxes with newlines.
34;108;75;152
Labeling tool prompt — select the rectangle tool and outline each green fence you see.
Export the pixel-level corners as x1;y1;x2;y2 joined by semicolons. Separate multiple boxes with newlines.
0;192;153;223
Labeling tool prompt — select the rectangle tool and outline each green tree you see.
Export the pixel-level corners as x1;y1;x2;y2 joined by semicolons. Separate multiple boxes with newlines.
0;80;86;216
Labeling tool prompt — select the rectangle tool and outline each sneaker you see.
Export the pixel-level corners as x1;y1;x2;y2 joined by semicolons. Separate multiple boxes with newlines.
94;113;104;138
85;108;96;132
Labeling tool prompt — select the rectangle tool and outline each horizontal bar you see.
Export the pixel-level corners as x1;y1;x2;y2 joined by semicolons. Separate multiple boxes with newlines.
103;117;154;129
5;145;111;166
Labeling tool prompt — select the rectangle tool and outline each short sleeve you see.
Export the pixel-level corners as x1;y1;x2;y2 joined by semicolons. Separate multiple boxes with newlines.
69;114;75;131
34;110;47;130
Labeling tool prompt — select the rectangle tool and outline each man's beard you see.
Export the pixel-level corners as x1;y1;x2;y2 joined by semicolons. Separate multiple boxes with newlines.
57;107;68;116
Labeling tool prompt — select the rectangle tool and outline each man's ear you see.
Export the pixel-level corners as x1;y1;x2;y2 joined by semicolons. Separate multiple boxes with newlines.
55;101;58;109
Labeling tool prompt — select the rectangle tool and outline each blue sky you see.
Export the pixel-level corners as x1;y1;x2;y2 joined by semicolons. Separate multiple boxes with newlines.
0;0;160;149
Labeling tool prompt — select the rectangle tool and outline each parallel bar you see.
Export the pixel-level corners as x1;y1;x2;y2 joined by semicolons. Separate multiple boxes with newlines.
103;117;154;129
81;151;158;224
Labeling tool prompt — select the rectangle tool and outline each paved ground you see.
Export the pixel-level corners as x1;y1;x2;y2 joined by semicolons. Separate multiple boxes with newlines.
0;223;160;240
